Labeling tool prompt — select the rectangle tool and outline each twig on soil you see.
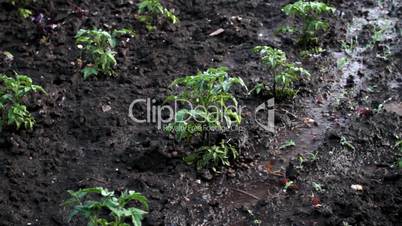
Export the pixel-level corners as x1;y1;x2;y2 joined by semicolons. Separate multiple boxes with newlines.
232;188;260;200
269;171;285;177
280;109;298;119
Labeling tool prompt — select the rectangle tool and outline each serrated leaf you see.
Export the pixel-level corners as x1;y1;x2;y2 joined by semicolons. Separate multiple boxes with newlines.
82;67;98;80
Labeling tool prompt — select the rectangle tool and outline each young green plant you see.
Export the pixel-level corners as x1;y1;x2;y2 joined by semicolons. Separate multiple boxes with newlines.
165;67;247;170
252;46;310;98
282;0;336;47
246;209;262;226
283;180;295;192
312;182;323;192
0;73;46;130
340;136;355;150
137;0;178;31
65;187;148;226
183;140;238;172
75;28;134;79
279;139;296;150
8;0;33;19
165;67;247;142
367;24;393;60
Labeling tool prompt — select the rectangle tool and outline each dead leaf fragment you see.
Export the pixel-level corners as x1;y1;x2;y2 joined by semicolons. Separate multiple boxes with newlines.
303;117;316;127
209;28;224;37
3;51;14;62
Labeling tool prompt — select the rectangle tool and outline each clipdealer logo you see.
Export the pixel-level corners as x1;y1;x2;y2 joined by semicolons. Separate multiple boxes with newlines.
128;98;275;132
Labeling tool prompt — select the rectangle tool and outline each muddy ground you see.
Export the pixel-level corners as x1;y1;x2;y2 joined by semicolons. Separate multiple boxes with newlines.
0;0;401;225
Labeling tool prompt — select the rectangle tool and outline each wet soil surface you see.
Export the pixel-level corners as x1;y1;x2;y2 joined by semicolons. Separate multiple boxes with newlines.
0;0;401;225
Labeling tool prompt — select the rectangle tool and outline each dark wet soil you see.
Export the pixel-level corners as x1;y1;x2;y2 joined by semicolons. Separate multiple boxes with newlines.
0;0;401;225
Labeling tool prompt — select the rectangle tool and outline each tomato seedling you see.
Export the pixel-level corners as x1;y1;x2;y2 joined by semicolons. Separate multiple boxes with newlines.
137;0;178;31
279;139;296;150
75;28;134;79
65;187;148;226
165;67;246;171
8;0;33;19
184;140;238;172
0;73;46;130
165;67;247;141
340;136;355;150
281;0;336;47
252;46;310;98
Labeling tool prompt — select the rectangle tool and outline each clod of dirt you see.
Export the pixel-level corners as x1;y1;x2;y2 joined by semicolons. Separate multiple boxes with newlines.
101;105;112;112
285;162;298;181
345;75;355;88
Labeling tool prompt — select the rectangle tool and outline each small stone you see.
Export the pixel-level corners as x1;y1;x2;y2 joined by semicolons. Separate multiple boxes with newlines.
102;105;112;112
351;184;363;191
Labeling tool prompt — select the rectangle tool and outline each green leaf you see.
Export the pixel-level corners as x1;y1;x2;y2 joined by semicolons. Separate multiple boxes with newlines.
254;83;264;95
105;51;117;66
31;84;47;94
279;139;296;150
119;191;149;210
65;187;148;226
277;25;295;34
6;103;34;129
183;152;200;165
18;8;32;19
340;136;355;150
130;208;147;226
82;67;98;80
67;206;84;222
0;94;13;103
112;28;136;38
254;46;286;68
